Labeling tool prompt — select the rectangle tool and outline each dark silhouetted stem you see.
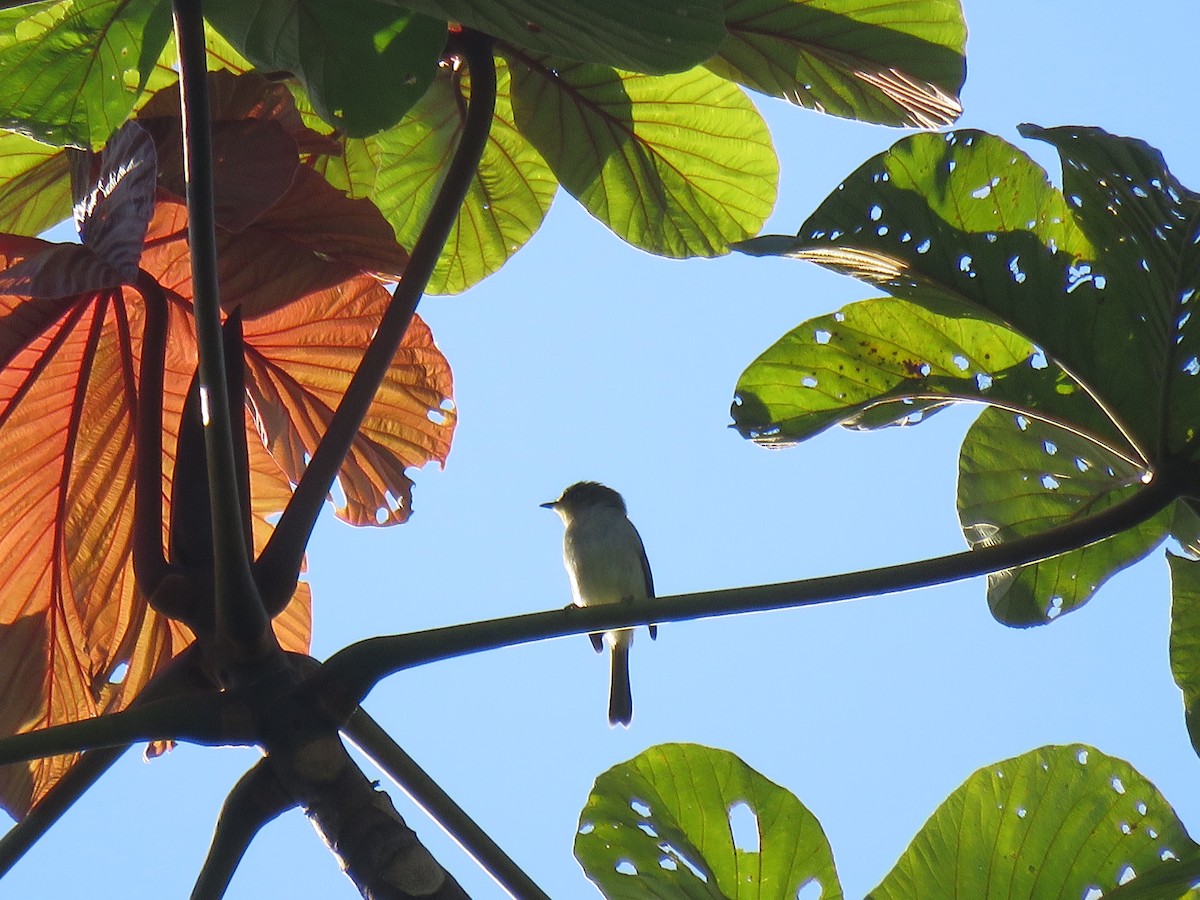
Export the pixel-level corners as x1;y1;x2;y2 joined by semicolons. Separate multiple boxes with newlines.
191;760;295;900
0;746;127;875
344;709;551;900
131;272;171;599
256;31;498;612
172;0;265;647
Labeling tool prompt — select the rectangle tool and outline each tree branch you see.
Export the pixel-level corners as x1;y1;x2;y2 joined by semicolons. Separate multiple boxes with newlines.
344;708;551;900
255;29;499;614
191;760;295;900
131;272;173;603
0;746;128;876
171;0;266;649
313;472;1180;706
0;693;246;767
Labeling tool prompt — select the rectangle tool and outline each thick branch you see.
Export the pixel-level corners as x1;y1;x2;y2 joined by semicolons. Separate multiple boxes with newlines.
0;693;246;767
314;473;1179;706
172;0;266;648
131;271;173;602
344;709;550;900
256;30;498;613
191;760;295;900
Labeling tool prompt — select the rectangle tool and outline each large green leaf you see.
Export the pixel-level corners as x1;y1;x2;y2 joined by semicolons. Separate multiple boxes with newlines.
204;0;447;137
368;55;556;293
506;50;777;258
0;0;171;148
869;745;1199;900
958;408;1172;626
707;0;965;127
736;127;1200;466
393;0;726;74
733;295;1057;444
576;743;841;899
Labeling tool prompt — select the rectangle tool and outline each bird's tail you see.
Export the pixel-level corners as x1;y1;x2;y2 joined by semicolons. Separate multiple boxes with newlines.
608;636;633;727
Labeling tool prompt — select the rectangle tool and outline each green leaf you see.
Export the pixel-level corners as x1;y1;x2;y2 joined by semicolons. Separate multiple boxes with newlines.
869;745;1199;900
313;137;378;200
204;0;447;137
0;0;171;148
736;127;1200;467
958;408;1171;626
0;131;71;235
368;55;556;293
732;295;1045;444
506;50;777;258
394;0;727;74
1018;125;1200;463
1168;553;1200;758
707;0;966;127
576;743;842;899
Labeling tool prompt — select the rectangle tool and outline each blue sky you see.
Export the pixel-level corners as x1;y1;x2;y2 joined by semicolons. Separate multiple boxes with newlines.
7;1;1200;897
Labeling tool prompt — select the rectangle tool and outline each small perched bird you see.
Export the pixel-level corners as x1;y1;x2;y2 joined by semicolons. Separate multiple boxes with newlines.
542;481;655;727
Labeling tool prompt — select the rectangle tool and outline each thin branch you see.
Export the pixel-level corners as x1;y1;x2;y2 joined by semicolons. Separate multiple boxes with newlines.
0;746;127;875
191;760;295;900
313;472;1179;706
344;709;551;900
0;693;245;767
172;0;266;648
256;30;498;613
0;646;216;874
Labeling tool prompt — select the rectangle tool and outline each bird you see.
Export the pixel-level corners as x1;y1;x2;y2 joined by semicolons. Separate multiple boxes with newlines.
541;481;655;727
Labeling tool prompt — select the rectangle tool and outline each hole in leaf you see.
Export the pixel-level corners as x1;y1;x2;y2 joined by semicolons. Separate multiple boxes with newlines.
1016;807;1027;818
638;822;658;838
579;821;594;835
797;879;824;900
659;857;677;871
802;376;818;388
976;373;993;391
728;801;759;853
1077;749;1089;765
615;860;637;876
1082;888;1103;900
631;799;651;817
814;329;831;344
1111;776;1126;794
952;354;969;371
869;204;883;221
108;662;129;685
1117;865;1136;885
1043;440;1058;455
915;238;931;254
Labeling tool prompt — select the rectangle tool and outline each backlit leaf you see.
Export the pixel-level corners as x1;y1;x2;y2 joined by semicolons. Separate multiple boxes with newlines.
242;276;455;526
397;0;727;74
869;745;1198;899
506;51;777;257
369;55;556;294
0;0;171;148
958;408;1170;626
205;0;447;137
0;131;71;236
1168;553;1200;758
707;0;965;127
577;743;842;899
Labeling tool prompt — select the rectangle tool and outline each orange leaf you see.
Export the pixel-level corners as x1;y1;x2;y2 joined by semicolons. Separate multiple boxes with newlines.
243;275;455;526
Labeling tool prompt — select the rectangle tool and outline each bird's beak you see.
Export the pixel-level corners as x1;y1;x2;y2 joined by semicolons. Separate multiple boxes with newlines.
539;500;557;510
